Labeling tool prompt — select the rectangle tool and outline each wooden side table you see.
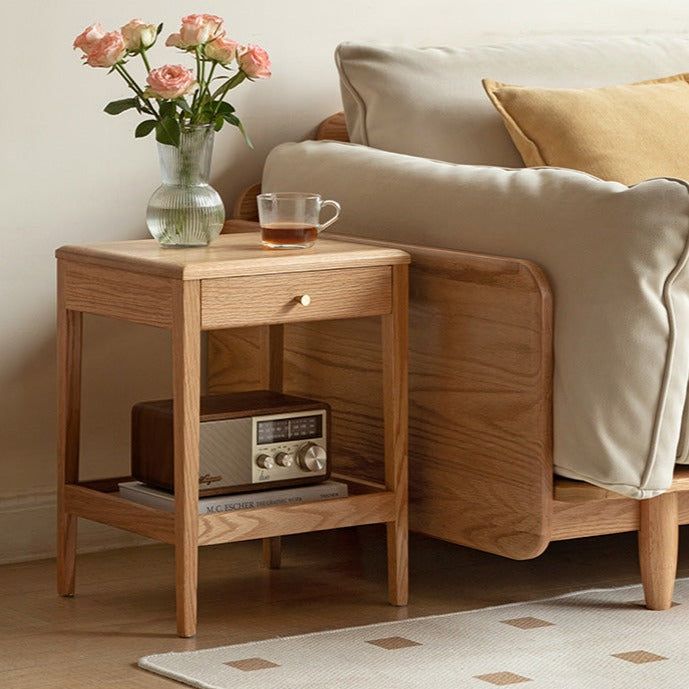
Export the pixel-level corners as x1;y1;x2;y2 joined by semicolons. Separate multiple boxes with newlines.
56;232;410;637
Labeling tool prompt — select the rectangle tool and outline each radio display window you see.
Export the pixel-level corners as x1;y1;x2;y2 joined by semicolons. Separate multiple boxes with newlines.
257;414;323;444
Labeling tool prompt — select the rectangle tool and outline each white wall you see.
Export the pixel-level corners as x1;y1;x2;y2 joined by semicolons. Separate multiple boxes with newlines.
3;0;689;562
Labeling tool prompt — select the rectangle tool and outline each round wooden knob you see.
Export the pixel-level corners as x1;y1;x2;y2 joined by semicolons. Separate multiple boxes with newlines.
295;294;311;306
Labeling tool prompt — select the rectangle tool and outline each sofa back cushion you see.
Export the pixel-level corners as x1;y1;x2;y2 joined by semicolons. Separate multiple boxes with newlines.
264;141;689;497
336;36;689;166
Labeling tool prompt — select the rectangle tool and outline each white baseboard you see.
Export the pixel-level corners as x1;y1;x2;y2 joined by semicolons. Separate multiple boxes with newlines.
0;488;150;565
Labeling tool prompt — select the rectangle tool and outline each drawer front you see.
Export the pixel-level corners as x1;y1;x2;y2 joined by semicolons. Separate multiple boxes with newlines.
201;266;391;329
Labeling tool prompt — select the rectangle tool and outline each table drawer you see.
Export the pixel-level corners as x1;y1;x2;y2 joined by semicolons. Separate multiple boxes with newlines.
201;266;392;329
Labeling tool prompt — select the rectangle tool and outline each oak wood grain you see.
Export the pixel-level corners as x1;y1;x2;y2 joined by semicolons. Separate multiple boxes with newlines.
677;490;689;525
261;324;285;569
551;499;639;540
261;324;285;393
382;264;409;605
209;237;554;560
56;262;82;597
201;266;392;329
231;182;261;222
208;323;264;392
197;490;395;545
316;112;349;142
57;233;408;281
262;536;282;570
63;485;175;544
60;260;173;329
56;227;411;635
639;492;679;610
172;280;201;638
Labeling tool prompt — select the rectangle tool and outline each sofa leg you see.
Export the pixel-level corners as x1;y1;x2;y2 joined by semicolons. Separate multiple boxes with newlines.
638;492;678;610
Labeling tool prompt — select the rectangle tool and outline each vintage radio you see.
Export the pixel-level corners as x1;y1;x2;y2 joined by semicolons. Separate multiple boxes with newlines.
132;390;330;496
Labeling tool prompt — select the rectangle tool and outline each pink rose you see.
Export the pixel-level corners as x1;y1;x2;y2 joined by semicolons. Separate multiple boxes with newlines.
73;22;105;54
121;19;157;51
145;65;197;100
204;37;239;64
238;44;271;79
165;33;185;49
85;31;127;68
174;14;225;48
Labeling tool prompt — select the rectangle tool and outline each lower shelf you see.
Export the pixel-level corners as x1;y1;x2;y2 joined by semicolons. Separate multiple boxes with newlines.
63;476;395;547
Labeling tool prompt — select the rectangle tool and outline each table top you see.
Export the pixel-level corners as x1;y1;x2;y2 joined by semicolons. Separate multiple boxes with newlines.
56;230;410;280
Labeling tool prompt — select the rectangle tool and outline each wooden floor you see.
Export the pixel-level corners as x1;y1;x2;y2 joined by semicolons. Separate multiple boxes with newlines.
3;525;689;688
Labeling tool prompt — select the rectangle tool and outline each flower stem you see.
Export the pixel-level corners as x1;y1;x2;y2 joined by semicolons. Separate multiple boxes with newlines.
191;49;202;121
115;63;159;119
211;71;246;118
140;48;152;73
199;61;217;114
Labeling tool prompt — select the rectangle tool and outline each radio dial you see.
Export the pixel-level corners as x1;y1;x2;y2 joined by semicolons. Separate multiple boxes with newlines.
297;442;327;472
256;454;274;470
275;452;294;468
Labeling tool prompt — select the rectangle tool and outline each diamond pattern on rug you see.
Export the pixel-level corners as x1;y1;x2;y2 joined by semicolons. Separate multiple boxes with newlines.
139;580;689;689
611;650;668;664
500;616;554;630
474;671;532;685
225;657;280;671
366;636;422;650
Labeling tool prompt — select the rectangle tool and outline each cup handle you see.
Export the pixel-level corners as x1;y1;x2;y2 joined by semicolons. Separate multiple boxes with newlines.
317;200;341;233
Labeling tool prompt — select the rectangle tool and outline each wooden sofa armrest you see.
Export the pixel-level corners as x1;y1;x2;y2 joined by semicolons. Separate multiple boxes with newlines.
210;219;554;559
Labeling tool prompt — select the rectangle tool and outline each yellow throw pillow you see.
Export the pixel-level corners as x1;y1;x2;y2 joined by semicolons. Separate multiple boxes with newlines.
483;73;689;185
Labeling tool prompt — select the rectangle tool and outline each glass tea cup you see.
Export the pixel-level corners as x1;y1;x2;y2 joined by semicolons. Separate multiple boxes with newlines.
257;192;341;249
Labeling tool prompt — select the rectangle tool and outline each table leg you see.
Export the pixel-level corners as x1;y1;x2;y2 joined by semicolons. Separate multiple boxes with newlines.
57;265;82;597
261;324;285;569
262;536;282;569
172;281;201;638
382;264;409;606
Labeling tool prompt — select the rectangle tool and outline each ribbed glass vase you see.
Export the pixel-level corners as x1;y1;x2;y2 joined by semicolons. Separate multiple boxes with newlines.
146;124;225;247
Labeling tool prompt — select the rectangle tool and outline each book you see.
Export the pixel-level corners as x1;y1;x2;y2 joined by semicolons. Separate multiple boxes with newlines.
118;480;348;515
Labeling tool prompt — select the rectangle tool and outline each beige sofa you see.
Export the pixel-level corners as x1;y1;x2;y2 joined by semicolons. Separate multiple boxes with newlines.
210;36;689;610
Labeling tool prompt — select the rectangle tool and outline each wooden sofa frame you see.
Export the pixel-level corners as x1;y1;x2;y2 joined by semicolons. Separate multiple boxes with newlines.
209;113;689;609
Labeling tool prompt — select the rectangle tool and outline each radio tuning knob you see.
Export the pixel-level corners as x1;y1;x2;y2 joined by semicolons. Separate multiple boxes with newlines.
297;442;327;472
256;454;274;470
275;452;294;468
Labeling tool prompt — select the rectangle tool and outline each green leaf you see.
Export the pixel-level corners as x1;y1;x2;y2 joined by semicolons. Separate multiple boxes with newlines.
156;22;163;36
236;117;253;149
104;98;139;115
222;112;240;127
135;119;157;138
213;115;224;132
155;116;180;147
211;71;246;100
175;98;192;114
158;101;176;119
216;101;235;115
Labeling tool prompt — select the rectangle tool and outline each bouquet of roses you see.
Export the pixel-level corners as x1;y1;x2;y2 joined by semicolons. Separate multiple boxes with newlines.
73;14;270;147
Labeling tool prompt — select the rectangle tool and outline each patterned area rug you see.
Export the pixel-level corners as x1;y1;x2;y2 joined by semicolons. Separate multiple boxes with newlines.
139;579;689;688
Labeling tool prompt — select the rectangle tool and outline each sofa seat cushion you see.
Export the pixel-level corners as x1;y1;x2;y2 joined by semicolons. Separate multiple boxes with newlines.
483;73;689;185
264;140;689;498
336;37;689;166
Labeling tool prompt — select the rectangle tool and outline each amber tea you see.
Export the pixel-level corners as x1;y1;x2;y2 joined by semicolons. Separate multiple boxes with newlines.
260;222;319;248
257;192;341;249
